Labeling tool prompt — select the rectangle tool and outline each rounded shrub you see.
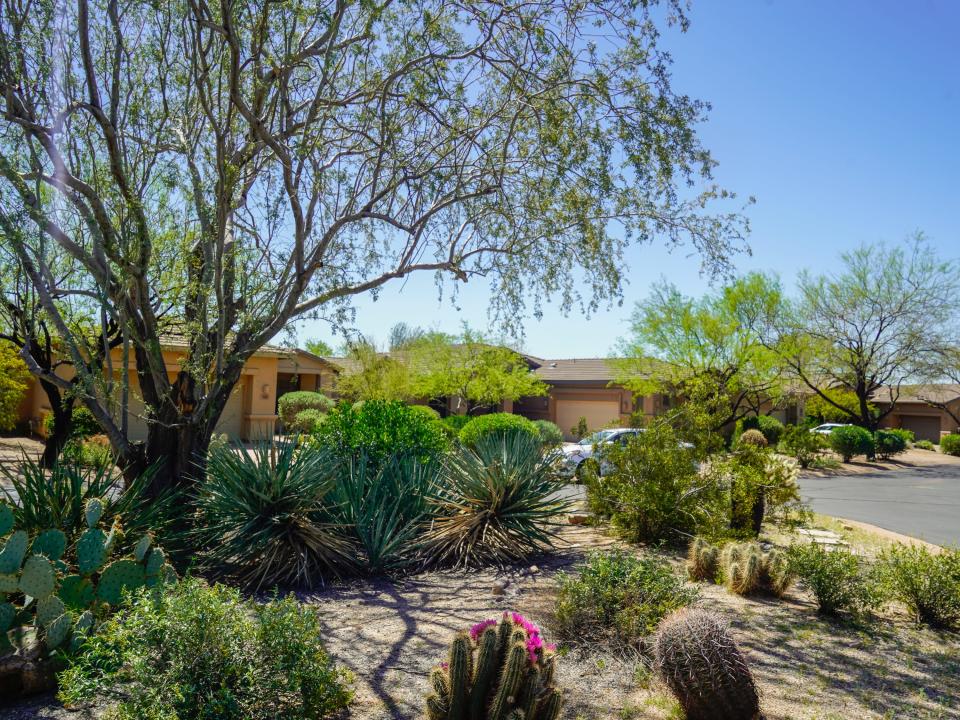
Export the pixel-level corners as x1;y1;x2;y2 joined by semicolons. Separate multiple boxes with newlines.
787;542;880;617
941;434;960;456
829;425;874;462
43;405;101;440
458;412;539;448
873;429;908;459
876;544;960;629
742;414;784;445
290;408;326;434
738;429;768;448
778;425;826;468
408;404;441;421
277;391;335;428
533;419;564;447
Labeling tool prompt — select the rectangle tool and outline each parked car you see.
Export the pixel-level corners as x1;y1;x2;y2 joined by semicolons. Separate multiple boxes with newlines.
558;428;695;480
811;423;850;435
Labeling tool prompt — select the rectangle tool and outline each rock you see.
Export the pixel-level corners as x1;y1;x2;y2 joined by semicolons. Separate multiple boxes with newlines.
527;565;539;575
568;514;591;525
491;580;509;596
842;524;854;531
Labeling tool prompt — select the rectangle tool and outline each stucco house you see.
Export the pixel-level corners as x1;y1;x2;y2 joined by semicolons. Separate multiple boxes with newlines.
874;384;960;442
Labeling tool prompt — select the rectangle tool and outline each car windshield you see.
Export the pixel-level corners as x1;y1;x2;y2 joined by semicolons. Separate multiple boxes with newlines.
578;430;617;446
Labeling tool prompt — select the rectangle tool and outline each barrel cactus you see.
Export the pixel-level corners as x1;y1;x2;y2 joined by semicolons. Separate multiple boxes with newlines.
721;542;793;597
426;612;563;720
654;608;764;720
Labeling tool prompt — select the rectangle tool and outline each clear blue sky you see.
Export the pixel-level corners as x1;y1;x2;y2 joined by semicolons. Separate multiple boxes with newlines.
296;0;960;357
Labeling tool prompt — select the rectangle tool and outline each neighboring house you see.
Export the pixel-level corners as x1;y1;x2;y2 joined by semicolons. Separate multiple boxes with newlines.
874;384;960;442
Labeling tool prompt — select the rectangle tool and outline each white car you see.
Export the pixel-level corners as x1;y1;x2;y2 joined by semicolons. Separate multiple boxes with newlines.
811;423;850;435
558;428;641;480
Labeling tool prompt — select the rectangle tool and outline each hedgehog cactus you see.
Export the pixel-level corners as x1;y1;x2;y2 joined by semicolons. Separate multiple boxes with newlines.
687;538;720;582
426;612;563;720
654;608;764;720
721;542;794;597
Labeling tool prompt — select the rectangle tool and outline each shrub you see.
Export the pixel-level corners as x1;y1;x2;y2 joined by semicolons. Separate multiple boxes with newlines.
941;434;960;456
738;429;767;448
193;440;355;589
425;613;561;720
555;550;698;648
720;542;793;597
829;425;874;462
277;391;335;428
718;444;801;535
458;412;540;448
571;416;589;440
778;425;826;468
686;537;720;582
42;405;102;440
654;609;762;720
889;427;915;443
873;429;908;460
875;544;960;629
741;414;784;445
786;542;879;617
314;400;448;471
422;431;568;568
533;419;564;447
915;439;936;451
408;404;441;421
441;414;471;433
291;408;327;434
587;421;725;543
58;578;353;719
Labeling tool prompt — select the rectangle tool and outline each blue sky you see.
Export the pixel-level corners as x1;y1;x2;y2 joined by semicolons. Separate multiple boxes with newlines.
297;0;960;357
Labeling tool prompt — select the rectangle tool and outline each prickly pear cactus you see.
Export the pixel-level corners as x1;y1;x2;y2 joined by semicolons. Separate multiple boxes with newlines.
31;529;67;562
426;612;563;720
84;498;104;529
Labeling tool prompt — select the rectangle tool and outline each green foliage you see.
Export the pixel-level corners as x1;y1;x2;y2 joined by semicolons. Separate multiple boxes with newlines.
571;416;589;441
278;391;335;428
719;542;793;597
291;408;327;434
458;412;540;448
42;405;102;441
914;439;936;451
58;578;353;719
193;440;355;589
940;434;960;456
829;425;875;462
423;432;569;568
888;427;915;443
737;429;767;448
654;609;762;720
873;429;908;459
588;421;724;543
786;543;880;617
555;550;698;647
533;420;563;447
804;388;873;424
408;404;441;421
0;341;30;432
332;342;414;402
303;338;334;356
425;613;562;720
740;414;784;445
313;400;448;472
778;425;826;468
875;544;960;629
720;444;801;534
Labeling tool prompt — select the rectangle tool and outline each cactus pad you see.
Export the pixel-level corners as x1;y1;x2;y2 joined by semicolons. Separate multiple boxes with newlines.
77;528;109;575
45;612;72;648
97;559;146;606
0;601;14;632
32;529;68;561
85;498;104;528
0;572;17;593
36;595;67;627
0;503;13;536
59;574;96;611
144;547;166;576
74;609;95;635
0;530;29;574
19;555;57;599
134;534;152;562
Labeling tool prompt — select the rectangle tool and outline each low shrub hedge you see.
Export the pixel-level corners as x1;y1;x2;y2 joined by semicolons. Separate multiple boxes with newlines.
915;439;936;451
829;425;874;462
874;429;908;459
458;412;540;448
941;434;960;456
278;391;335;428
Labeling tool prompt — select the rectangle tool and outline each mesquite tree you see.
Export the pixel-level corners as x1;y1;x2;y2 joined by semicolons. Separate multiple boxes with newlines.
0;0;746;491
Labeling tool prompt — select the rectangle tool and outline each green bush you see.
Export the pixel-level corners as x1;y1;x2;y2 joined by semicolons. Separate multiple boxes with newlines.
741;414;784;445
534;419;564;447
422;431;568;568
441;414;471;432
587;421;725;543
194;440;355;589
458;412;540;448
43;405;102;440
407;404;441;421
876;544;960;629
889;428;915;443
738;429;767;447
829;425;874;462
941;434;960;456
778;425;826;468
290;408;327;434
58;578;353;719
873;429;908;460
277;391;335;428
314;400;448;471
914;439;936;451
786;543;879;616
555;550;698;648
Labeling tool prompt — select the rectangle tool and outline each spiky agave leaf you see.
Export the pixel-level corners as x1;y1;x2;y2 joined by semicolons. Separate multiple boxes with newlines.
422;431;571;568
193;440;356;589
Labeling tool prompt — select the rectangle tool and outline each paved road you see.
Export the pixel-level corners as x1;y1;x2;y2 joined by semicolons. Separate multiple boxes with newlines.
797;460;960;547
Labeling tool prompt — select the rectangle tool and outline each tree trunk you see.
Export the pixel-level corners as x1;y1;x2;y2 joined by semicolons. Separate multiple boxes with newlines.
750;489;766;535
38;381;73;469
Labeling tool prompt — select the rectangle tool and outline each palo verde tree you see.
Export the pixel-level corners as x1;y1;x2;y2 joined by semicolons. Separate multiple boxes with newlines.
756;237;960;430
0;0;747;491
614;274;786;432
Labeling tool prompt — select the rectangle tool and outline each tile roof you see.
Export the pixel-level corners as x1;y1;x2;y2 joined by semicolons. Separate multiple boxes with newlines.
873;384;960;405
533;358;621;383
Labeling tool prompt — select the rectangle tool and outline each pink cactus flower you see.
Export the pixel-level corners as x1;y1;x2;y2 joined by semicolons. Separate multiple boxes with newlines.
470;619;498;641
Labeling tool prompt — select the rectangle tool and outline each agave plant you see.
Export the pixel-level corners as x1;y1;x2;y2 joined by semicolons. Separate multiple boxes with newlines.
193;440;355;589
325;453;438;574
422;431;571;568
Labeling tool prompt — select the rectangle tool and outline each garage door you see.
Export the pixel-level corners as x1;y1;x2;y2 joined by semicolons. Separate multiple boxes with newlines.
214;380;246;440
899;415;941;443
555;400;622;441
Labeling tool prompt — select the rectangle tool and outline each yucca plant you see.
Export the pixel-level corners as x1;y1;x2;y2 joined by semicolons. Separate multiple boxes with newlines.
422;431;570;568
325;453;438;574
193;440;355;589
